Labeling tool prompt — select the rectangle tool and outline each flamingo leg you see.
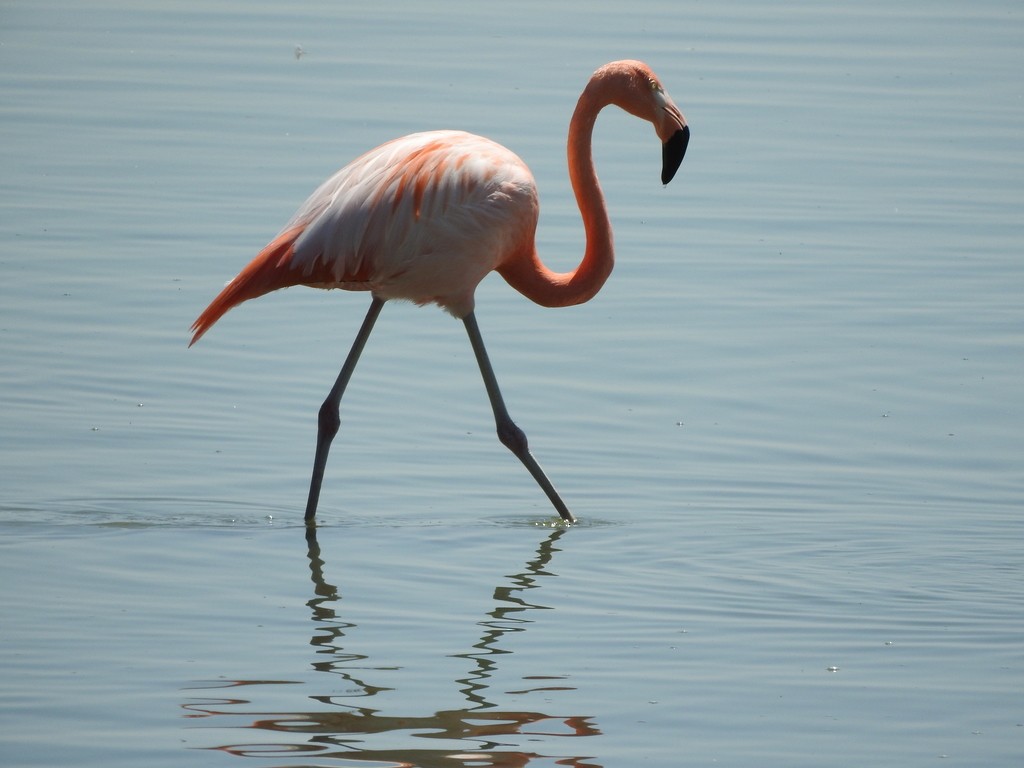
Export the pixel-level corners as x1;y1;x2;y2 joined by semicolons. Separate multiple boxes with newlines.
463;311;576;524
305;296;385;523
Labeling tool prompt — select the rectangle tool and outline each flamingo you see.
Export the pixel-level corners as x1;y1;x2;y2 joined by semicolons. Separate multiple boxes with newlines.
190;60;689;525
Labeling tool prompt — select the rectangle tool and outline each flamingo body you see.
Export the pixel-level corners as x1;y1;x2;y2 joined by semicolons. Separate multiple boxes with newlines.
191;60;689;524
191;131;537;341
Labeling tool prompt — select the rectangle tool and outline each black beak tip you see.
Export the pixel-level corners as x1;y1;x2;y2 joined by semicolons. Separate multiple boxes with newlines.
661;125;690;185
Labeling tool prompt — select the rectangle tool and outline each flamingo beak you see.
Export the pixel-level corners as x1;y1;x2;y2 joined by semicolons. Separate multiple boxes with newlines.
661;125;689;185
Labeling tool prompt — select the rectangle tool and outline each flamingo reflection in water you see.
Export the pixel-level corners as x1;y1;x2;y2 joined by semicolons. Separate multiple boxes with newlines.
181;527;603;767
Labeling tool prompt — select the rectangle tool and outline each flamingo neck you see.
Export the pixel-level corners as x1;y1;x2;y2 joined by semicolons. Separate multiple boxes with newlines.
498;86;613;308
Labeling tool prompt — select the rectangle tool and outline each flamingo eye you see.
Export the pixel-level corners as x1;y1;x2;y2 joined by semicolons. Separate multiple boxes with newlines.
649;78;663;93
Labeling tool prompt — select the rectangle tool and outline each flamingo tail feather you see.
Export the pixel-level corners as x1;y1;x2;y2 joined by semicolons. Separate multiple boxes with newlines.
189;226;306;346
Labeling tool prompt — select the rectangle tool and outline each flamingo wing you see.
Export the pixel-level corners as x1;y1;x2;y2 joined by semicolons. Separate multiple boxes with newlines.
190;131;537;345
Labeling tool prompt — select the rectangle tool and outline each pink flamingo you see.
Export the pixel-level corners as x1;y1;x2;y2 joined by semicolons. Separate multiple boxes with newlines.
191;60;688;525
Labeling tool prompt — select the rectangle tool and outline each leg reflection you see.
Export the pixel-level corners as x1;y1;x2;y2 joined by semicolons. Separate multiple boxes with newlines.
453;528;568;708
304;525;392;697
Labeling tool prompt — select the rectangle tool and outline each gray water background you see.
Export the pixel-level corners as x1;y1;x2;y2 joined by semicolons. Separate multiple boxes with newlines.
1;1;1021;766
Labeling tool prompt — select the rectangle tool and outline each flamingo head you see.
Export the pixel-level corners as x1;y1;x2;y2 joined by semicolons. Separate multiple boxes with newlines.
589;60;690;184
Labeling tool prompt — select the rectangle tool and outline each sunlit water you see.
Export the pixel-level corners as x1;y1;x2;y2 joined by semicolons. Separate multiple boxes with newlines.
2;1;1022;766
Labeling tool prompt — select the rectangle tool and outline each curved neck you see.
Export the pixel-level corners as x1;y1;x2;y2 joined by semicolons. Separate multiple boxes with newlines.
498;87;613;308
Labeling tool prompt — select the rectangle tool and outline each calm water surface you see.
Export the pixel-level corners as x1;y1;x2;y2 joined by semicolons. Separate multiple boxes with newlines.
1;1;1022;766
